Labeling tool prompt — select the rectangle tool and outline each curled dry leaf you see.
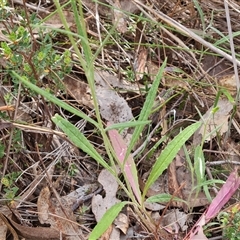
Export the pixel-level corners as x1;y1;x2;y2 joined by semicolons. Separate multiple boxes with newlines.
134;47;148;81
114;212;129;234
38;186;51;224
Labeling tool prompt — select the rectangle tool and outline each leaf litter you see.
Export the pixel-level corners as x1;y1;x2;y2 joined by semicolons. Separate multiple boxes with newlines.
1;0;240;239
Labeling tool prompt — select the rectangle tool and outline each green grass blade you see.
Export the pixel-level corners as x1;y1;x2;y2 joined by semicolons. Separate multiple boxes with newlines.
11;71;98;127
52;114;111;170
89;201;128;240
143;121;201;199
193;0;205;31
71;0;92;64
126;58;167;157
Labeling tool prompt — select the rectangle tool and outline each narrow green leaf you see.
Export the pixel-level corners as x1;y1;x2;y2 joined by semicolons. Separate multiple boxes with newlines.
194;145;205;187
52;114;110;170
0;142;4;158
193;0;205;31
143;121;201;198
70;0;91;64
146;193;187;204
11;71;98;127
192;179;225;190
89;201;128;240
105;120;151;131
127;58;167;156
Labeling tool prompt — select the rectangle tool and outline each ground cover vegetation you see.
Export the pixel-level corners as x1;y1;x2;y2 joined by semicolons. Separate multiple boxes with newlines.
0;0;240;239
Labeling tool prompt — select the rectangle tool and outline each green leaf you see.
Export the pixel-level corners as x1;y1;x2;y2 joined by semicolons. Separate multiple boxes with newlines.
192;179;225;190
146;193;187;204
143;121;201;198
0;142;4;158
10;71;98;127
127;58;167;157
89;202;128;240
52;114;110;170
194;145;205;187
105;120;151;131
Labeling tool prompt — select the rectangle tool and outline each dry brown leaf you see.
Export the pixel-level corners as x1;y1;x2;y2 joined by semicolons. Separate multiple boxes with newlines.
99;224;120;240
63;75;94;108
176;166;211;208
8;216;60;240
38;186;51;224
134;47;148;81
95;70;141;92
161;209;189;232
94;71;134;123
0;218;7;240
0;207;59;240
0;211;17;240
99;224;113;240
140;173;168;198
37;187;83;240
105;0;141;33
114;212;129;234
193;99;233;144
92;169;121;239
218;74;237;95
107;0;128;33
92;169;120;222
168;160;185;209
144;202;165;211
64;71;139;125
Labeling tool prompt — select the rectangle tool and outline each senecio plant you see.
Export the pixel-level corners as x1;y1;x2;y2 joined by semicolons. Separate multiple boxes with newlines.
2;0;224;239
